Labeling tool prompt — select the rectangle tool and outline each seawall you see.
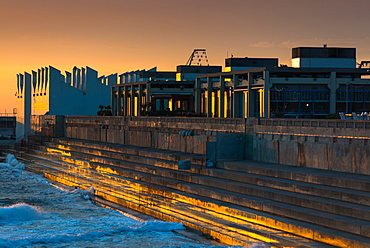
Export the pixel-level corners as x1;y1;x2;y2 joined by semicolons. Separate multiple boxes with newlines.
31;115;370;176
12;116;370;247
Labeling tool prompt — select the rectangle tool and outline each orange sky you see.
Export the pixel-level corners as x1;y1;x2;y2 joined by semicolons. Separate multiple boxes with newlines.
2;0;370;113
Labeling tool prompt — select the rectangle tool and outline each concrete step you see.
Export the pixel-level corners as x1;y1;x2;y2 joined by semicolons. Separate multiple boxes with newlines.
198;167;370;207
18;154;354;248
40;142;183;171
20;147;370;241
50;137;206;166
15;156;305;246
38;141;370;208
22;161;262;247
30;144;370;223
224;160;370;192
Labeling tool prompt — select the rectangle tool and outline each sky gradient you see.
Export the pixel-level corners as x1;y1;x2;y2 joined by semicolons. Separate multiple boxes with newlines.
2;0;370;113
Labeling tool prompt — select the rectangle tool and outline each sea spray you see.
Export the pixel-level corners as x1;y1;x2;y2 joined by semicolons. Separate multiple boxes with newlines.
4;154;25;170
70;186;95;200
0;203;45;221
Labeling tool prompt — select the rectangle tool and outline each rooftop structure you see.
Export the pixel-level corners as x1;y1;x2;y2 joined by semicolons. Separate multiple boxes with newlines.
291;46;356;68
185;49;209;66
225;57;279;72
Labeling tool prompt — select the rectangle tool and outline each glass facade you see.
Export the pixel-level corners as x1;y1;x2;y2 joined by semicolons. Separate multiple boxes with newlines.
336;85;370;113
270;85;329;118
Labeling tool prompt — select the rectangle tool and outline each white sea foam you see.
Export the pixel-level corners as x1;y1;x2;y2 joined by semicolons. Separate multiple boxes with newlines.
248;244;270;248
4;154;25;170
0;203;45;222
69;186;95;200
133;220;185;232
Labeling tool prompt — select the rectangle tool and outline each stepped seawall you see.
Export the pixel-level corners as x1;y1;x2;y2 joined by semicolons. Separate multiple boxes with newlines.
10;116;370;247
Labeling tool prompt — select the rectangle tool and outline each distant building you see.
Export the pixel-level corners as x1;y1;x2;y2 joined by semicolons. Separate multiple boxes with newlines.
118;67;176;84
111;65;222;116
16;66;113;139
195;46;370;118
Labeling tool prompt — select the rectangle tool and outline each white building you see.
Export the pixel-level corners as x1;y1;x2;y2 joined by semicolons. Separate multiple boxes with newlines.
16;66;114;139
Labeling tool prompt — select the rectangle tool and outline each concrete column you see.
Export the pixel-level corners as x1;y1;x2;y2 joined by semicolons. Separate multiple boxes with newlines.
194;78;201;114
24;73;32;137
138;84;143;116
124;85;128;116
16;73;32;140
232;74;239;118
130;85;135;116
45;67;49;91
76;68;81;90
37;69;41;93
228;88;233;118
41;68;45;91
111;87;116;116
233;91;241;118
219;76;225;118
263;70;271;118
247;73;255;117
117;86;122;116
328;71;338;114
207;77;212;117
146;82;152;111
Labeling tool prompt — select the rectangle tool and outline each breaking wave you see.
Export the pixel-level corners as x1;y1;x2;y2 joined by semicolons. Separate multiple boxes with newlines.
1;154;25;170
0;203;45;222
0;216;186;247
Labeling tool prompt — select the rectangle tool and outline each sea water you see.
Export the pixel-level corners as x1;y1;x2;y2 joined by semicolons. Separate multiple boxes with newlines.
0;155;267;248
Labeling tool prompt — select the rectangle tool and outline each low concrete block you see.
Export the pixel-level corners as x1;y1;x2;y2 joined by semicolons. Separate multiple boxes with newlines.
178;160;191;170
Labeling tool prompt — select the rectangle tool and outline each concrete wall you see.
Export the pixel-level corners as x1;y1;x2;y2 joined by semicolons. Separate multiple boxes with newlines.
257;119;370;138
31;115;65;138
63;116;249;155
30;115;370;175
253;132;370;175
16;72;31;140
255;118;370;175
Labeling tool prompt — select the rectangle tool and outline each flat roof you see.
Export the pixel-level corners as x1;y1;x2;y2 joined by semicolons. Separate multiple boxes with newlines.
196;67;370;78
112;80;194;87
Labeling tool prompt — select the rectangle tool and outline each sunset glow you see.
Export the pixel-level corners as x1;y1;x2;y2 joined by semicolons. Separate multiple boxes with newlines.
2;0;370;113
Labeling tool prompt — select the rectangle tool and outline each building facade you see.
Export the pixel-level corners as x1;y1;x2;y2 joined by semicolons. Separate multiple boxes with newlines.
111;65;222;116
16;66;113;139
195;46;370;118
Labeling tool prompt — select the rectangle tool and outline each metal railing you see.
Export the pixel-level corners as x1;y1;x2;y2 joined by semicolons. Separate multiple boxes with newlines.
259;118;370;129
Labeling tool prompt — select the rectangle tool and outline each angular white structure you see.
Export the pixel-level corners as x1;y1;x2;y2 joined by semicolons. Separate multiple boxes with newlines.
16;66;114;139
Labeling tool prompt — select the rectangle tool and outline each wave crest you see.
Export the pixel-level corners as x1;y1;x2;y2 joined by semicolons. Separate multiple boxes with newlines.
0;203;45;222
2;154;25;170
133;220;185;232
